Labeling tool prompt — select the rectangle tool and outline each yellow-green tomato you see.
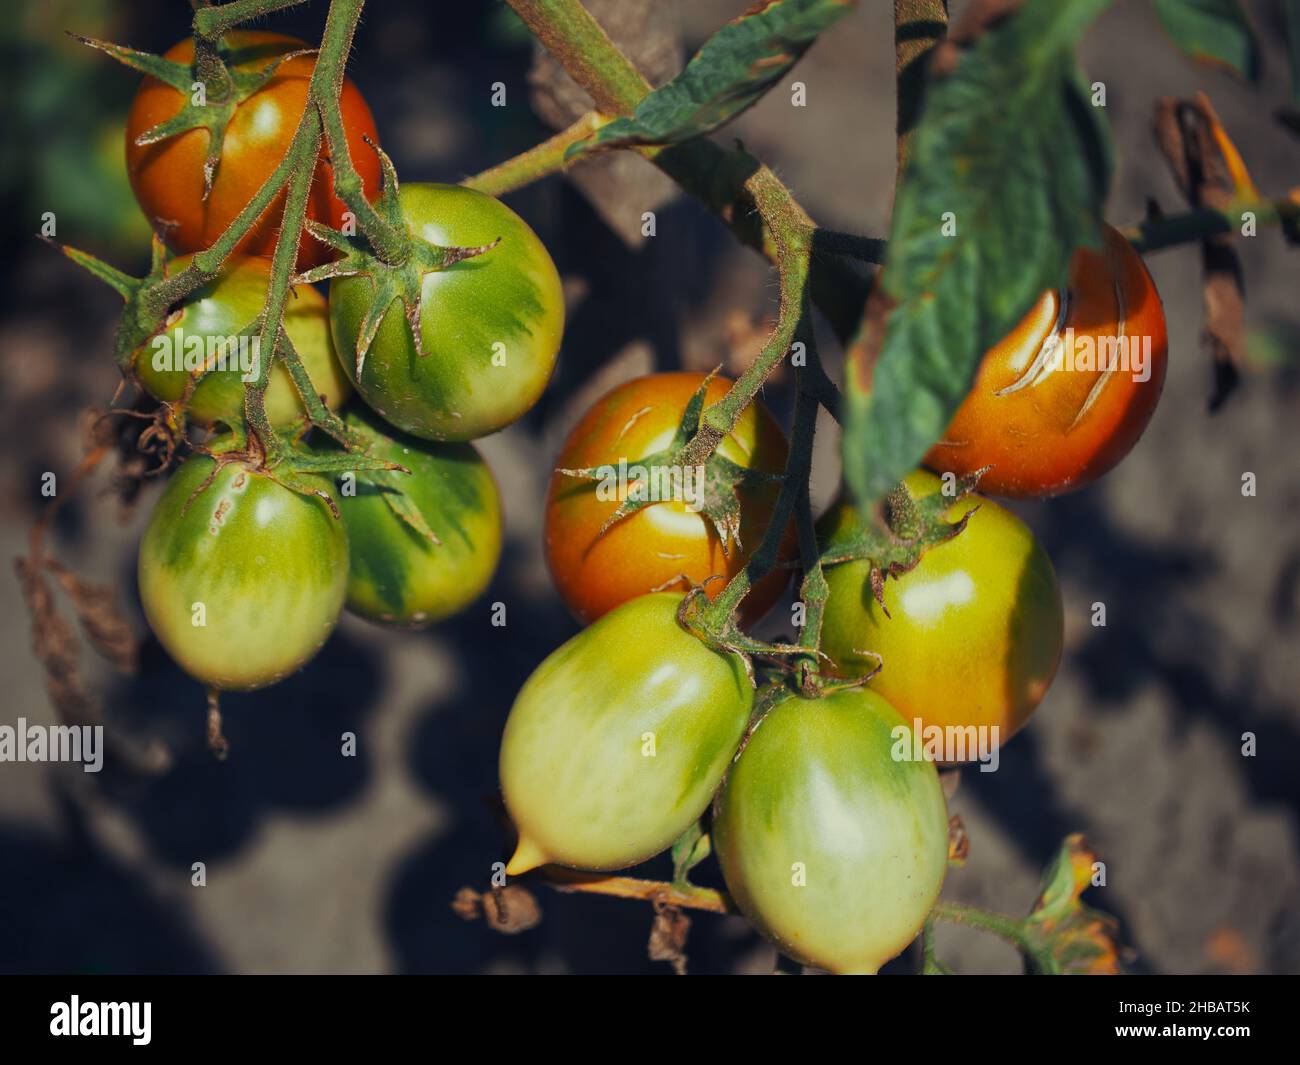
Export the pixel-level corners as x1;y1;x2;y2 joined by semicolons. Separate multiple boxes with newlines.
712;687;949;975
329;183;564;442
500;592;752;874
132;255;351;427
819;470;1063;751
336;406;502;627
138;453;348;691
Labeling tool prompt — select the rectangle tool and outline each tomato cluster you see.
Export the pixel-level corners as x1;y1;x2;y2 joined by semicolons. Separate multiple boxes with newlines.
117;34;561;694
94;23;1169;975
492;224;1167;973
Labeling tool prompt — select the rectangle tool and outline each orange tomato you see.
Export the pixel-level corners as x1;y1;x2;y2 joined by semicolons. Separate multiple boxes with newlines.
926;224;1168;497
545;372;795;627
125;31;381;272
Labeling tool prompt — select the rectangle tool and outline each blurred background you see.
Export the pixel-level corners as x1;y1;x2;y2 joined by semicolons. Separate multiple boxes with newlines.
0;0;1297;975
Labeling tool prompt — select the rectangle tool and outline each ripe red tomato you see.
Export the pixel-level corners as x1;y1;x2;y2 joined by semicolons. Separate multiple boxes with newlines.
125;31;381;271
926;224;1168;497
544;372;795;627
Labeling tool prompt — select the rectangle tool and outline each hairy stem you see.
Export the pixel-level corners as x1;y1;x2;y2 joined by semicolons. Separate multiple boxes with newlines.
464;112;610;197
310;0;408;263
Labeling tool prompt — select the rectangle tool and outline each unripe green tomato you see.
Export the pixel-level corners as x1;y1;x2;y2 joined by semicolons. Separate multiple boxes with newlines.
500;592;753;874
712;687;949;975
329;183;564;442
132;255;351;426
138;453;349;691
818;470;1063;751
336;406;503;627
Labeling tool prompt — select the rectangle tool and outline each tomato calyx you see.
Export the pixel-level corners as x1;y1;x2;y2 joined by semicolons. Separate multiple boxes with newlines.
296;143;499;378
675;587;806;687
557;371;783;558
818;468;986;617
76;32;310;202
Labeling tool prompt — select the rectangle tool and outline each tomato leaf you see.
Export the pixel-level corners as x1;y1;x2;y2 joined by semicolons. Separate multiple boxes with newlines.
842;0;1113;506
564;0;857;159
1152;0;1261;83
1021;834;1124;975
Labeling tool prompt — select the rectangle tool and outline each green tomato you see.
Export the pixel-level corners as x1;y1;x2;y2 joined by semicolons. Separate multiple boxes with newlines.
138;453;349;691
819;470;1063;751
712;687;949;975
500;592;752;874
329;183;564;442
336;406;503;627
132;255;351;427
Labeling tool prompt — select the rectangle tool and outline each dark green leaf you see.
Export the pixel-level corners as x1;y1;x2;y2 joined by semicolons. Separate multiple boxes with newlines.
843;0;1113;506
1152;0;1261;82
565;0;857;158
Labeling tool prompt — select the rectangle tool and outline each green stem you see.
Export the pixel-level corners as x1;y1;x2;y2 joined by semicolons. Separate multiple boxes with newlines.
930;901;1031;951
192;0;309;40
464;112;610;197
680;172;812;467
699;346;818;631
507;0;648;114
310;0;408;263
503;0;870;346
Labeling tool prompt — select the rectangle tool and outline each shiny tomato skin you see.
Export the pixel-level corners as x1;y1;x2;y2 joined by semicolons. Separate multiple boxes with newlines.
336;406;503;628
125;31;381;271
818;470;1063;750
712;687;949;974
138;454;348;691
926;224;1168;497
545;372;795;627
500;592;753;874
329;183;564;442
132;255;350;427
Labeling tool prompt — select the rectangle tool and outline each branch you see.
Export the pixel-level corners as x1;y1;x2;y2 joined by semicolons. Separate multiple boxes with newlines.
1121;193;1300;253
463;112;610;197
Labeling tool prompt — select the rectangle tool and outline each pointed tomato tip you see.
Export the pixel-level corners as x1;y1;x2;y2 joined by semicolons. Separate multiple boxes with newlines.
505;837;547;876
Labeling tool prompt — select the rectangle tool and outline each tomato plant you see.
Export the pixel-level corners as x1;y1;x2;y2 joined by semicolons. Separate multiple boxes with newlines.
33;0;1294;980
328;183;564;442
138;450;348;691
125;30;381;271
545;372;794;626
713;686;949;975
819;470;1064;749
500;592;752;874
132;255;350;427
336;406;502;628
925;224;1169;498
